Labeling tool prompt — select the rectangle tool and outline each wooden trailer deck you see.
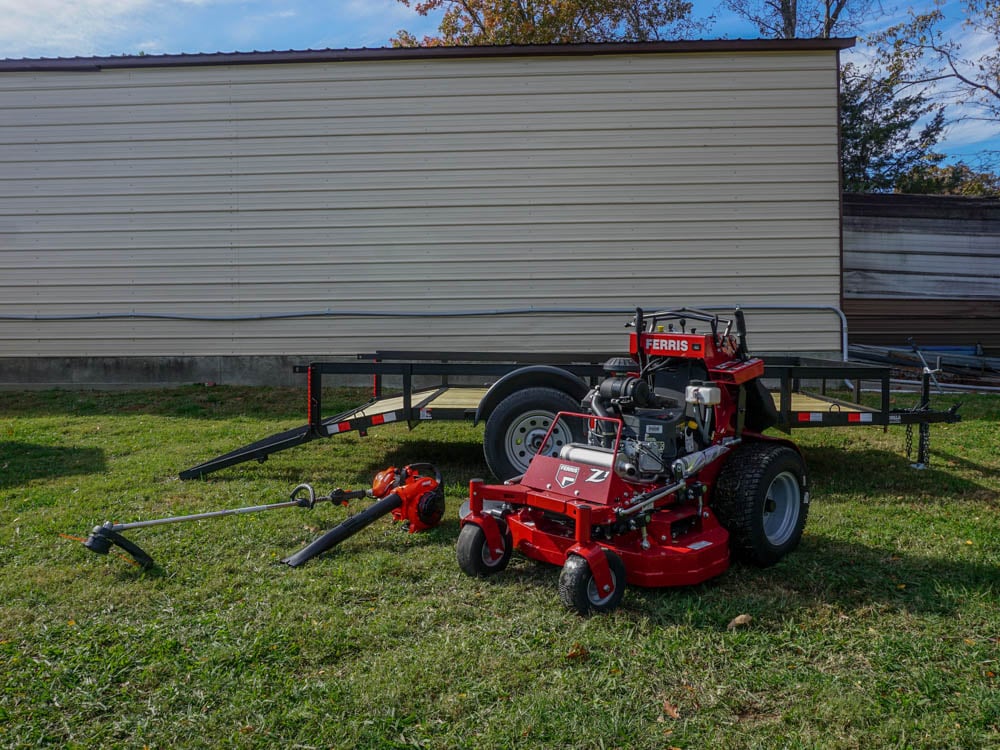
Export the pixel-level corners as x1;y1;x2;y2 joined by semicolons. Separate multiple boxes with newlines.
326;386;876;436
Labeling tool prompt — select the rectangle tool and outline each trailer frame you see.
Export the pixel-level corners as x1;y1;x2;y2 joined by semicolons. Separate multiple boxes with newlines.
179;351;960;480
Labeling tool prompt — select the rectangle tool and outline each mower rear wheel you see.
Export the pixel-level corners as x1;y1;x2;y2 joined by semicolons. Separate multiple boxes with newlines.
456;519;512;577
484;387;583;480
713;442;808;567
558;550;626;615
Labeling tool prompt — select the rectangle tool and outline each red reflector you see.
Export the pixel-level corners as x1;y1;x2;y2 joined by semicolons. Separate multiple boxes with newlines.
338;421;351;432
848;413;861;422
797;413;811;422
372;414;385;425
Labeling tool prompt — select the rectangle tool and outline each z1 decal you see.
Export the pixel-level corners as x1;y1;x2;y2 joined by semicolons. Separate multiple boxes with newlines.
585;469;610;483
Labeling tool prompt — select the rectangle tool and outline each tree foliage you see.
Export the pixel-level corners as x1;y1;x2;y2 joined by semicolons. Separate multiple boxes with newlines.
392;0;696;46
840;60;947;192
895;162;1000;196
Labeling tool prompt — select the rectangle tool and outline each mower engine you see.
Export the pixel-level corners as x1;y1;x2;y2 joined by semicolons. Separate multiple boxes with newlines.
580;372;720;484
458;307;807;615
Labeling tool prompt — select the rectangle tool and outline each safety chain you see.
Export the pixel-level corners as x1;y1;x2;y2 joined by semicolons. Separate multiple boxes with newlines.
905;424;913;460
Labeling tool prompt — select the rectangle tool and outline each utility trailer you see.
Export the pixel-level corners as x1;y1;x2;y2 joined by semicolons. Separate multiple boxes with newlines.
179;349;960;481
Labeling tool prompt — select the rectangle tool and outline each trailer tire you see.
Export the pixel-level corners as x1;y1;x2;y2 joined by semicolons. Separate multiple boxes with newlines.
558;550;626;615
457;520;512;577
483;387;583;480
713;442;808;567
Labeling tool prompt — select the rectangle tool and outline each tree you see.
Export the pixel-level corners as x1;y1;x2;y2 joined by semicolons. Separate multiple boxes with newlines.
874;0;1000;124
719;0;874;39
840;60;947;192
392;0;697;47
895;162;1000;196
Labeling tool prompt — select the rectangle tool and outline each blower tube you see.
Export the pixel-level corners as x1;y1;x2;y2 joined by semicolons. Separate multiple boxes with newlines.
280;491;403;567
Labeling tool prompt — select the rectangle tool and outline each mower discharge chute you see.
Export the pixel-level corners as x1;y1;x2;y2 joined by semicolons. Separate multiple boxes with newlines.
457;307;809;614
80;463;443;570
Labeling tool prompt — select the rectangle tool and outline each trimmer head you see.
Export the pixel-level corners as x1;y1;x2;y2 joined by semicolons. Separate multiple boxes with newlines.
83;524;156;569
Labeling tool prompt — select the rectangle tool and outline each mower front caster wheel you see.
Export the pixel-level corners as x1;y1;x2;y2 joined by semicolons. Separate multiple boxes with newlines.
558;550;626;615
457;520;512;577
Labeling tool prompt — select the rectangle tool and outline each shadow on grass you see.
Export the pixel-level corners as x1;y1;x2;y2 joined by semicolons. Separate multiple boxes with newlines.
802;445;996;500
466;531;998;625
932;449;1000;481
621;531;999;627
0;441;106;489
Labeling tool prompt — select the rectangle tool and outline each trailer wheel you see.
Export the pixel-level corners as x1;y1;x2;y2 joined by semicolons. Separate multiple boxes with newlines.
483;387;583;480
713;442;808;567
558;550;626;615
456;520;512;577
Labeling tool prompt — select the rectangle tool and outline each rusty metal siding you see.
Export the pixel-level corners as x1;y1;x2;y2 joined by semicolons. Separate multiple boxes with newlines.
0;46;845;363
843;194;1000;354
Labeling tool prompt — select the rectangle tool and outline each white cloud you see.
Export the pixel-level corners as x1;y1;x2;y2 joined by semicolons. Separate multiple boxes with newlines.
940;119;1000;151
0;0;156;57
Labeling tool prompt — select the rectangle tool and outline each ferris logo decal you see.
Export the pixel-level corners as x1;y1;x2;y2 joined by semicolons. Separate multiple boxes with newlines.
646;337;689;353
556;464;579;488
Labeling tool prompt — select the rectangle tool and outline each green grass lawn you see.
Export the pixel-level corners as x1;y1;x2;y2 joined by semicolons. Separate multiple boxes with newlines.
1;386;997;749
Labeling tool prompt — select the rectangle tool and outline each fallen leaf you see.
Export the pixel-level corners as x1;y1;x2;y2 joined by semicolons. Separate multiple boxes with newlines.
727;614;753;631
565;643;589;661
662;700;681;719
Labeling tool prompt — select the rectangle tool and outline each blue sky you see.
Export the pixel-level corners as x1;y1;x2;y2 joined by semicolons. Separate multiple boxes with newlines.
1;0;996;165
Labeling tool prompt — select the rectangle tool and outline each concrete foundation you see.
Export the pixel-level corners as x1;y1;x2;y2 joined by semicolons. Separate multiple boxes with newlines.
0;356;363;390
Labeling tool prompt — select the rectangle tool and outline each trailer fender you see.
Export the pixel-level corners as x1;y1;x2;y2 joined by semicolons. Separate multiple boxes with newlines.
474;366;590;426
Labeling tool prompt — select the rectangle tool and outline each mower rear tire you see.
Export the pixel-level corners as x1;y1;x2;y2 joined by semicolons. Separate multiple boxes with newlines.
457;519;512;577
558;550;626;615
713;442;808;567
484;387;583;480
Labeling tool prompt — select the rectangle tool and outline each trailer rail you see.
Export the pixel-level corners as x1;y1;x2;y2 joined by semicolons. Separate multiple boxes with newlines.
179;351;959;480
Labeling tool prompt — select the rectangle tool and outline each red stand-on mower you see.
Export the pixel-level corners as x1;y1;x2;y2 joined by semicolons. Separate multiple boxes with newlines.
457;306;809;614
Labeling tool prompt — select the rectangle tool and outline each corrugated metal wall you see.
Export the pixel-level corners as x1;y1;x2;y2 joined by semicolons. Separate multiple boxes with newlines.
843;194;1000;355
0;48;844;364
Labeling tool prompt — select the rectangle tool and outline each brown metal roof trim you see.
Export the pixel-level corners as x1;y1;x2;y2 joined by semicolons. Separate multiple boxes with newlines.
0;38;855;72
843;193;1000;222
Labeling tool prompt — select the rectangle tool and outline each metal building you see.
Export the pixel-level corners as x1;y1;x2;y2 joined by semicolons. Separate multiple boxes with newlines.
0;39;853;386
843;193;1000;356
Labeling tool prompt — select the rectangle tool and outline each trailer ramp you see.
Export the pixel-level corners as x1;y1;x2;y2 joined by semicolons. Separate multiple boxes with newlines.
180;385;489;479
